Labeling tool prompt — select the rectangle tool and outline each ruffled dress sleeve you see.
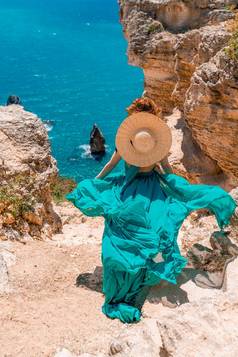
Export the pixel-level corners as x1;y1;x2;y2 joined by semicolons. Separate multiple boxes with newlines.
157;172;237;230
65;160;139;218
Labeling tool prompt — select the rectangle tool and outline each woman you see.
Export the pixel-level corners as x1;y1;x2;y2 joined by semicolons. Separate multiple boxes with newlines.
66;108;237;324
96;97;171;179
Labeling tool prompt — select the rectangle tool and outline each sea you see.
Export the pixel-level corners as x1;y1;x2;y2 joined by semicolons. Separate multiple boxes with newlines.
0;0;143;181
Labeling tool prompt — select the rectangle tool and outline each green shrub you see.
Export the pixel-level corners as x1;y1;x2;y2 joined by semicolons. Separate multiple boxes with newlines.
224;5;237;12
51;176;77;203
225;13;238;60
147;22;163;35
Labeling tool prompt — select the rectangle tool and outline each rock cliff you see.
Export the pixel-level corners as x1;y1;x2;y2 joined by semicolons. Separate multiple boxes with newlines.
119;0;238;186
0;105;62;241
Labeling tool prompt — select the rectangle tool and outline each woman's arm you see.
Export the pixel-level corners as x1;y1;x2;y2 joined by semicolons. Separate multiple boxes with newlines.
157;154;173;174
95;150;121;179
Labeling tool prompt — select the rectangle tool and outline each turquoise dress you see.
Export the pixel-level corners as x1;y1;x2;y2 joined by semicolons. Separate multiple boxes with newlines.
66;161;237;323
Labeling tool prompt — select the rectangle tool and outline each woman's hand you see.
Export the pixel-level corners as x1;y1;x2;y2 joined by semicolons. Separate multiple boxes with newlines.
154;155;173;174
95;150;121;179
159;155;173;174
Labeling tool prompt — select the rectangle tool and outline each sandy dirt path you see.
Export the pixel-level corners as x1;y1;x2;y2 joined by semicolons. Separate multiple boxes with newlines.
0;221;124;357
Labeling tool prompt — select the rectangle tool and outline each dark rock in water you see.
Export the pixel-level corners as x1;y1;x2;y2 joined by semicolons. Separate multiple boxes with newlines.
89;124;106;158
6;95;21;106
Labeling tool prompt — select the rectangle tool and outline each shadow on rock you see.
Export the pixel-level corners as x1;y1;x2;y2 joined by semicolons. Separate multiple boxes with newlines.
147;269;195;308
147;233;238;307
75;234;238;310
75;265;103;293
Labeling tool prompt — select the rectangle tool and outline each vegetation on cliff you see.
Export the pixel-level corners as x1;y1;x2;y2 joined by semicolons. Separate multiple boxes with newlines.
0;175;34;222
226;12;238;60
50;176;77;203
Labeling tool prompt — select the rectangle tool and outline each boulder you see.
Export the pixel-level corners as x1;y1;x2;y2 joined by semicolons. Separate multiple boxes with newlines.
0;105;62;240
0;254;9;294
89;124;106;158
6;95;21;106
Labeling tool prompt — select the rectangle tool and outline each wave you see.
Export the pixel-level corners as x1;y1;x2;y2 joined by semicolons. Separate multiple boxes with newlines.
79;144;92;159
67;144;110;162
43;120;55;132
80;144;110;158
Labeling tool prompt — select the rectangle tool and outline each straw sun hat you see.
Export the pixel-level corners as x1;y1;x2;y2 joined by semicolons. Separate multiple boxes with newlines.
115;112;172;167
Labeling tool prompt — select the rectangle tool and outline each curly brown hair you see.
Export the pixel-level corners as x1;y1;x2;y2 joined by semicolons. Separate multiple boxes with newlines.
126;97;162;116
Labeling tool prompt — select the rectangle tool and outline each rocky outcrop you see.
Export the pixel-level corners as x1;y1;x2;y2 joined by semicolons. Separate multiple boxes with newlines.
119;0;236;110
119;0;238;186
89;124;106;158
0;105;62;241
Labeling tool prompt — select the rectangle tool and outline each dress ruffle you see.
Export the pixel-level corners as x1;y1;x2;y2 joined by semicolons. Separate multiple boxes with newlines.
66;162;237;323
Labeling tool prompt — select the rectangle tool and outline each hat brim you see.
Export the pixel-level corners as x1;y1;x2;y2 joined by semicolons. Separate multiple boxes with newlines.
115;112;172;167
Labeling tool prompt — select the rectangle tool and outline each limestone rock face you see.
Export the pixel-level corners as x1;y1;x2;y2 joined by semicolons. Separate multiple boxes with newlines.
119;0;235;111
119;0;238;185
185;51;238;181
0;105;62;240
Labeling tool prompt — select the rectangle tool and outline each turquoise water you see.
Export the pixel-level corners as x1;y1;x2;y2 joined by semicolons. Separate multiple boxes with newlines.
0;0;143;181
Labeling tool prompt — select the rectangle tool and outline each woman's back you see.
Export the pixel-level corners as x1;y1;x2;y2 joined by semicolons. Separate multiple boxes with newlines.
115;147;158;173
